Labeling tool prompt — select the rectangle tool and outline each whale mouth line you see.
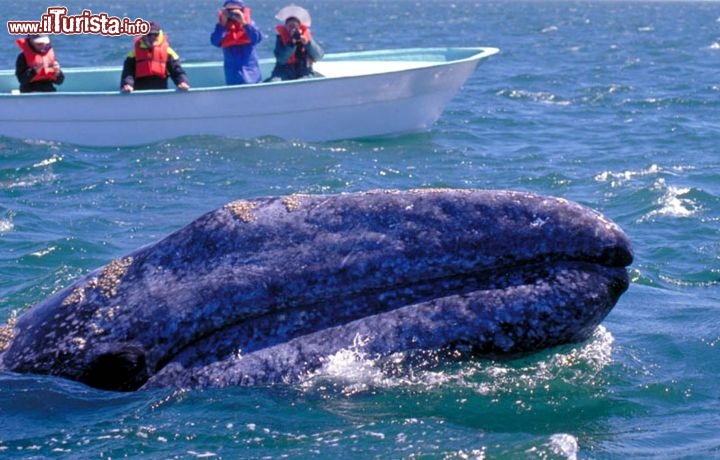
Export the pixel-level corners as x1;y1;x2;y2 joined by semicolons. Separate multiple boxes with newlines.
153;258;627;381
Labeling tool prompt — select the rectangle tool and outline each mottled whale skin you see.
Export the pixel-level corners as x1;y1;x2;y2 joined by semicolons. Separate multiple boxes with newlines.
0;189;632;391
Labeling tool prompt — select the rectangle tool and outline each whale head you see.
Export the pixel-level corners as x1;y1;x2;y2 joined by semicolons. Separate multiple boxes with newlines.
0;189;632;391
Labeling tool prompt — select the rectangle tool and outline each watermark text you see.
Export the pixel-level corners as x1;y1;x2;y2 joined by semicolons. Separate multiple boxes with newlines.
7;7;150;36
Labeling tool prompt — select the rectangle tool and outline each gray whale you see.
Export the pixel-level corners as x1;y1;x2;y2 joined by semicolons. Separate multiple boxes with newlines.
0;189;632;391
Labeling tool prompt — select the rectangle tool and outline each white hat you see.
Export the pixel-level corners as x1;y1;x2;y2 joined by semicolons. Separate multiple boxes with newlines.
275;5;312;27
29;34;51;45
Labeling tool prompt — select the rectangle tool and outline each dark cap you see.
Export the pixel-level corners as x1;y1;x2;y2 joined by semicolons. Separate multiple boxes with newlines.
223;0;245;9
147;22;161;34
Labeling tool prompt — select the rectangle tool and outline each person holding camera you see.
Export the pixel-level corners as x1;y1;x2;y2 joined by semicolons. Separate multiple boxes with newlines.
210;0;263;85
266;5;324;82
15;34;65;93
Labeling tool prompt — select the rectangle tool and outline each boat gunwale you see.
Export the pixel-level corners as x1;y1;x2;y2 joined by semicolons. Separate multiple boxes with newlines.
0;47;499;97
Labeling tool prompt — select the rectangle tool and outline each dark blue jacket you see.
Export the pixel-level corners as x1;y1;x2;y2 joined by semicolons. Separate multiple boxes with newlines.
210;22;263;85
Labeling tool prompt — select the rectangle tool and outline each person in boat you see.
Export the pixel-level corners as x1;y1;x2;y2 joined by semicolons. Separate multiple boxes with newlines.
15;34;65;93
266;5;324;82
210;0;263;85
121;22;190;93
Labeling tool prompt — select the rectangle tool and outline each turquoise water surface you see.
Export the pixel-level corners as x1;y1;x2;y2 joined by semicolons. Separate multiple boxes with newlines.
1;1;719;458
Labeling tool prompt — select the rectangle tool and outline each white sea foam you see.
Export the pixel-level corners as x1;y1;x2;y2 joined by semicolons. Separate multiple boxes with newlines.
641;178;699;221
595;164;699;220
2;172;58;190
33;154;63;168
0;219;13;233
468;326;615;396
594;163;661;187
503;89;572;106
451;448;487;459
30;246;56;258
312;347;387;395
186;451;218;458
548;433;579;460
303;327;615;396
526;433;579;460
303;334;405;395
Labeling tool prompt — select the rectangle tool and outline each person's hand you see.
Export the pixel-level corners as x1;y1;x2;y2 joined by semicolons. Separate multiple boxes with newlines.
235;9;247;25
177;81;190;91
121;84;133;93
287;24;305;45
52;61;61;72
223;8;246;26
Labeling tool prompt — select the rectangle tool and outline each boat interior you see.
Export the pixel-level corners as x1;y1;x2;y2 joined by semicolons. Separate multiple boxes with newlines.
0;47;495;94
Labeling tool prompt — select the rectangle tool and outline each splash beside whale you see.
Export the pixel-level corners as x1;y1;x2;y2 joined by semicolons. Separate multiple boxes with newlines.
0;189;632;391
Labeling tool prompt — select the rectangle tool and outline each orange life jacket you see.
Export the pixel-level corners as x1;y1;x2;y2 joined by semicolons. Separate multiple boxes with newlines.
16;38;58;83
219;8;253;47
134;36;169;78
276;25;313;65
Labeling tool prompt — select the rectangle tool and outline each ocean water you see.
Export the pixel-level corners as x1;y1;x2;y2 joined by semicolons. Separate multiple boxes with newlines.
1;0;719;458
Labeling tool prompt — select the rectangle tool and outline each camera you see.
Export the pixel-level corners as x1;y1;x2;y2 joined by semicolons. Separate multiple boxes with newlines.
227;9;243;20
292;30;302;41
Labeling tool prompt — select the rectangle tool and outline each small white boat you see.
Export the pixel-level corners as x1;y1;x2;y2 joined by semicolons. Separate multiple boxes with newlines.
0;47;498;147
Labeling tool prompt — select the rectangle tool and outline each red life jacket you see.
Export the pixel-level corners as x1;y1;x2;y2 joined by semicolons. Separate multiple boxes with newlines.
134;36;169;78
219;8;253;47
276;25;313;65
16;38;58;83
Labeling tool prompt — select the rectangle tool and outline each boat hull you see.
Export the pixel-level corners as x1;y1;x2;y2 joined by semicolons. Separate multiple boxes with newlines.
0;47;498;146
